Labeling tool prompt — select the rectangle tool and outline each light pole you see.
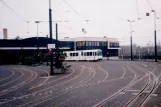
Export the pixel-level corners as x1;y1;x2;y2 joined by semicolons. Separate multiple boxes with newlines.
82;20;89;50
139;50;141;60
56;23;58;50
35;21;41;52
147;41;151;60
49;0;54;75
151;10;157;62
120;38;124;60
127;20;135;61
82;28;86;50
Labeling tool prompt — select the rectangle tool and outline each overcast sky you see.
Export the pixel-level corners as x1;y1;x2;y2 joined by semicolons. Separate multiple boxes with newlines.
0;0;161;46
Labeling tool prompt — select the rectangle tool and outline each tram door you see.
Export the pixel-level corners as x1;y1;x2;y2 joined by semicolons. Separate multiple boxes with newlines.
93;52;96;60
81;51;86;60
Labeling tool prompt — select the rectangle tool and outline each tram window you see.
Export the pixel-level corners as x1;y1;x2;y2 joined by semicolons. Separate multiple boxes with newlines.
70;53;72;56
76;53;78;56
93;52;95;56
73;53;75;57
96;52;98;56
90;52;92;56
81;52;83;56
87;52;90;56
95;52;96;56
84;52;87;56
64;53;66;57
99;51;102;56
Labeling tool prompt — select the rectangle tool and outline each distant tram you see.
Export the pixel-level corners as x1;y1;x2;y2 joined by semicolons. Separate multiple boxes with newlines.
64;49;103;61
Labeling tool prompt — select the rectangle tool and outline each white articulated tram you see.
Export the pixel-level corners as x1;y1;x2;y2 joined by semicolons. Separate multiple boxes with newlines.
64;49;103;61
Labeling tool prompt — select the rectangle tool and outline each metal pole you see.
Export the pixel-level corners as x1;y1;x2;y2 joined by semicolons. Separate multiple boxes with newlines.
129;22;133;61
131;35;133;60
128;20;135;61
36;22;39;52
49;0;54;75
153;11;157;62
56;23;58;50
46;35;48;50
46;35;49;66
139;51;140;60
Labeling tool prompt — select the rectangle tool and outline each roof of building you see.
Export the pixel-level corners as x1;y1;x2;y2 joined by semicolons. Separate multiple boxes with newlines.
60;37;119;42
0;37;74;48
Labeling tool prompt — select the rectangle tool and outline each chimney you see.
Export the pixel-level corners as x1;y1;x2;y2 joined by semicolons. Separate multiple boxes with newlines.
3;28;8;39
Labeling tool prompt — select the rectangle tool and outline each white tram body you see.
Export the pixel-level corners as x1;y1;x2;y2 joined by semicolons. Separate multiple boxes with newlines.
64;49;103;61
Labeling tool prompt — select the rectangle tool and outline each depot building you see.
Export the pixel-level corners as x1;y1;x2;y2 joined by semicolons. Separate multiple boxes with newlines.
0;36;120;64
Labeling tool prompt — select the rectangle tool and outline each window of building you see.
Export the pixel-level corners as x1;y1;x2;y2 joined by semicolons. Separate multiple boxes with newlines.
99;42;102;46
80;41;84;46
115;43;117;47
86;41;88;46
92;41;94;46
94;41;96;46
96;42;99;46
77;42;79;46
89;41;91;46
102;42;104;46
105;42;107;46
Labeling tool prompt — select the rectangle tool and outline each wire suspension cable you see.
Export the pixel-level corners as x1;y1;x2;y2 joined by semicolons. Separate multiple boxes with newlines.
61;0;85;20
133;19;140;32
0;0;27;22
146;0;153;10
136;0;139;19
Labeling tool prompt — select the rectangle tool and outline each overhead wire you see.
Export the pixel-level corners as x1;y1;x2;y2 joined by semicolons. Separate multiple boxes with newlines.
146;0;154;10
0;0;28;22
157;17;161;31
0;0;30;35
133;0;140;33
61;0;85;21
136;0;139;19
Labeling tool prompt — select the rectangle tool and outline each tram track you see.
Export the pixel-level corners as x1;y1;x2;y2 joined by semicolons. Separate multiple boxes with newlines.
0;65;90;106
17;65;96;107
1;61;160;107
124;63;157;107
0;67;15;82
0;67;38;98
93;62;154;107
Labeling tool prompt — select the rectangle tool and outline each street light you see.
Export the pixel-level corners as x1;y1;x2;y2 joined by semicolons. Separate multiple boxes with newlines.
49;0;54;75
35;21;42;52
127;20;135;61
151;10;157;62
82;20;90;50
120;38;125;60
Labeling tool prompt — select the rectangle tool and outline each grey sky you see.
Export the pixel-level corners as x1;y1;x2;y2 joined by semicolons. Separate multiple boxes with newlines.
0;0;161;46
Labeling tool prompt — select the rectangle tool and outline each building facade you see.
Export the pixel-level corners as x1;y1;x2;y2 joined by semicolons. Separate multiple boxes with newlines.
60;37;120;57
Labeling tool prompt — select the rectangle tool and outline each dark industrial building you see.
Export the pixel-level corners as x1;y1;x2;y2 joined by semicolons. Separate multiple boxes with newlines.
0;37;120;64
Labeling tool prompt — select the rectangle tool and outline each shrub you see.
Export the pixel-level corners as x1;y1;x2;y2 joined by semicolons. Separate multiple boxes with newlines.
23;56;36;65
